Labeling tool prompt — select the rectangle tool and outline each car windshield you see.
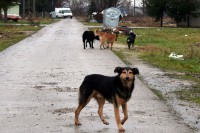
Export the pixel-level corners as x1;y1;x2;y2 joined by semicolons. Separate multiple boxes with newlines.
63;10;71;13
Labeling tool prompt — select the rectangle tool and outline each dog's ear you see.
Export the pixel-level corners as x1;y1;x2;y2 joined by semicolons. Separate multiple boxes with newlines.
114;67;122;74
132;68;139;75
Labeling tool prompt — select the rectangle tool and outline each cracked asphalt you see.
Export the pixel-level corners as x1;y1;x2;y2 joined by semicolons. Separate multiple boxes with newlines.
0;18;195;133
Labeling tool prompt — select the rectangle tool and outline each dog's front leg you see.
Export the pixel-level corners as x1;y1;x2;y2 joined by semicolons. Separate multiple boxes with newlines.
96;97;109;125
102;43;106;49
100;44;103;49
114;106;125;131
121;103;128;125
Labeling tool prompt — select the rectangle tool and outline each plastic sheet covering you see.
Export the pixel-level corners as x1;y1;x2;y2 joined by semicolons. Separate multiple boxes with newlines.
103;7;121;29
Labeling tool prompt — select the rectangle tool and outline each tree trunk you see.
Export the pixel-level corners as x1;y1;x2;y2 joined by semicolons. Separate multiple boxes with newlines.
23;0;25;18
176;21;179;27
187;13;190;27
0;7;2;20
33;0;36;18
3;7;8;23
160;12;163;27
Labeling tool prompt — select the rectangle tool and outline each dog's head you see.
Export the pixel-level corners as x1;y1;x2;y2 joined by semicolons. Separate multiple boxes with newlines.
94;29;101;35
114;67;139;88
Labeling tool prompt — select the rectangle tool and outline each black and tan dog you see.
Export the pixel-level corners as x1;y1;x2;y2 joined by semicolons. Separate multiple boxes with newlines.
127;31;136;50
75;66;139;131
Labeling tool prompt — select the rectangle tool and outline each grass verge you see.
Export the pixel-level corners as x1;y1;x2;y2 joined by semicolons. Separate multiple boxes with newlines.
0;18;59;52
173;85;200;104
115;28;200;105
0;25;41;52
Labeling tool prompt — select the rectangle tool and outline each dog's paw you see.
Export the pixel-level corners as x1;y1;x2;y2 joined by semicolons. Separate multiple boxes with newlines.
103;120;109;125
75;121;81;126
118;126;125;132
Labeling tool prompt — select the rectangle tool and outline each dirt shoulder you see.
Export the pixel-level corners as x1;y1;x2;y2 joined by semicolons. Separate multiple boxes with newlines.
113;44;200;132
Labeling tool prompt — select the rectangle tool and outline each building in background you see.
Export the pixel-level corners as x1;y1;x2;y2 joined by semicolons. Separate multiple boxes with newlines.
1;2;21;22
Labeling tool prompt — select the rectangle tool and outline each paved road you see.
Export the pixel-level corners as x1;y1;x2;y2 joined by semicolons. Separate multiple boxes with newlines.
0;19;193;133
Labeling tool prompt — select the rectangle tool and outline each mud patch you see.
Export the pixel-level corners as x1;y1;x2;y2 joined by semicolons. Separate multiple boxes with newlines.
133;111;146;115
33;85;45;90
53;87;78;92
41;82;58;85
53;107;76;114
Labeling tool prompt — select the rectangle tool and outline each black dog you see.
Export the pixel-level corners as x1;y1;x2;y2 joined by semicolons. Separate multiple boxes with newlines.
75;66;139;131
127;32;136;50
82;31;99;49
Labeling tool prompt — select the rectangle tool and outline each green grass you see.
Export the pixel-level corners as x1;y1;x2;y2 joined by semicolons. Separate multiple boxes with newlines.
115;28;200;104
0;25;42;52
0;18;59;52
117;28;200;74
174;85;200;104
150;89;166;101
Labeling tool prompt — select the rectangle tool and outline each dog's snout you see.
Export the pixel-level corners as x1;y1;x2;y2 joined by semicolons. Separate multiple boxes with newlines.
126;77;129;80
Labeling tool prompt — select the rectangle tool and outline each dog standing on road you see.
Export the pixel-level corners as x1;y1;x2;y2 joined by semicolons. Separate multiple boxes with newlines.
127;31;136;50
94;29;117;50
75;66;139;131
82;31;99;49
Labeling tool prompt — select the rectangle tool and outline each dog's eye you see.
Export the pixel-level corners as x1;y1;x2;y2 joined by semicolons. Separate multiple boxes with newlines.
122;71;126;74
129;71;133;74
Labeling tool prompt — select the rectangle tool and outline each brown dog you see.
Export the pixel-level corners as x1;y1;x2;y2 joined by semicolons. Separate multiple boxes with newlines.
94;29;117;50
75;67;139;131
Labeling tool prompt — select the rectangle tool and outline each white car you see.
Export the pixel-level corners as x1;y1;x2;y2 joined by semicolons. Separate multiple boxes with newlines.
62;8;73;19
54;8;73;19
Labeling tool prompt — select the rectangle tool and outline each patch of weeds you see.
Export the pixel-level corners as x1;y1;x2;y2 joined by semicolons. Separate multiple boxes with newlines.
0;25;41;52
113;48;130;65
173;85;200;105
164;72;200;83
150;88;166;101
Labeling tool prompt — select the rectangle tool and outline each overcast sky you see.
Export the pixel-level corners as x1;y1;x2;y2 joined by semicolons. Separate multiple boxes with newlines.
131;0;142;7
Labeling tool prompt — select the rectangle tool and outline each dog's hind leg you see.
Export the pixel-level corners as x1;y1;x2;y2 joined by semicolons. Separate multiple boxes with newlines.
94;96;109;125
128;43;130;50
75;102;87;125
89;41;92;48
75;90;95;125
83;40;86;49
110;43;113;50
121;103;128;125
